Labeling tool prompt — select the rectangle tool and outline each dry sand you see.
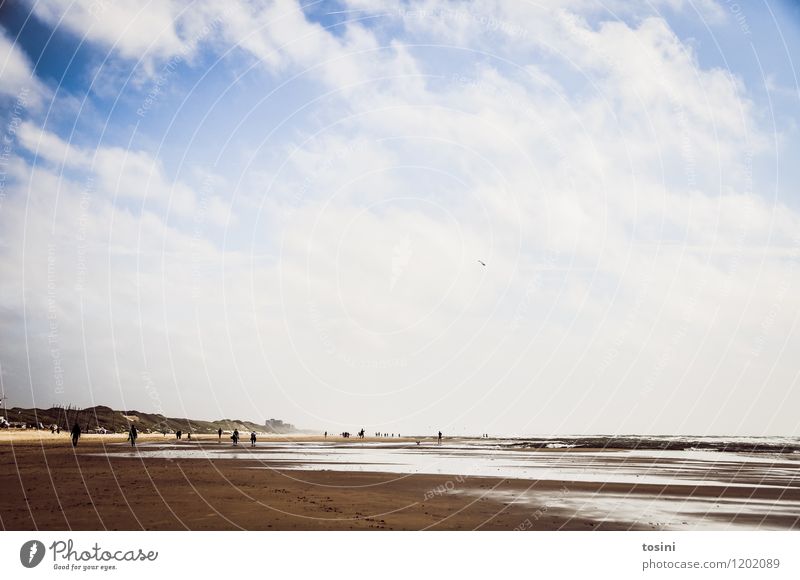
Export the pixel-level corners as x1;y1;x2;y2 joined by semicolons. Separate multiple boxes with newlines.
1;432;797;530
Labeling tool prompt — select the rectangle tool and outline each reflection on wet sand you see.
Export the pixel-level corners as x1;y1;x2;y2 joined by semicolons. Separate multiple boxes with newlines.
97;438;800;530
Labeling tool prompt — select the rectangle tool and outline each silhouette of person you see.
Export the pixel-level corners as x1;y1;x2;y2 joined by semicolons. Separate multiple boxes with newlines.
71;423;81;447
250;431;256;447
129;425;138;447
218;428;222;442
232;429;239;446
438;431;442;445
324;431;327;438
56;426;60;435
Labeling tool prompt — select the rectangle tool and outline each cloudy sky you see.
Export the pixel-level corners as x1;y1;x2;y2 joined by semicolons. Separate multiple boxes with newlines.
1;0;799;436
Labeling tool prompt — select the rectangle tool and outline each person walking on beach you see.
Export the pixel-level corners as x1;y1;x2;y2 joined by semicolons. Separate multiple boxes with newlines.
232;429;239;446
218;428;222;442
128;424;138;447
250;431;256;447
70;423;81;447
437;431;442;445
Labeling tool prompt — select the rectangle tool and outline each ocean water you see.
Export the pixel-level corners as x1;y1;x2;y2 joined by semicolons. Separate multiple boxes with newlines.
497;435;800;454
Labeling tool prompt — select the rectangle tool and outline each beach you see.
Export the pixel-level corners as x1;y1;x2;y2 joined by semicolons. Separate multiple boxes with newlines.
1;431;799;531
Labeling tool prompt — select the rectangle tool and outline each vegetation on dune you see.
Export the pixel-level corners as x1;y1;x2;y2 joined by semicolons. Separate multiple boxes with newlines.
3;405;297;434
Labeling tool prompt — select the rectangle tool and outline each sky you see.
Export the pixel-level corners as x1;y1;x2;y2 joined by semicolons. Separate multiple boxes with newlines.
1;0;799;436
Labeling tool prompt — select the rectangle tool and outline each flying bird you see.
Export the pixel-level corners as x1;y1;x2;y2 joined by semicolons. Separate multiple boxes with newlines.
477;260;486;267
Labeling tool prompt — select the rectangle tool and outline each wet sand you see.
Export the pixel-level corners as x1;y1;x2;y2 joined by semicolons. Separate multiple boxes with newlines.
1;433;798;530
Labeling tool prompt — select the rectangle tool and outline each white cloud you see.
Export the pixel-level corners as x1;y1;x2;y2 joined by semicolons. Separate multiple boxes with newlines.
17;121;91;167
24;0;421;95
30;1;187;67
0;29;50;106
16;121;203;218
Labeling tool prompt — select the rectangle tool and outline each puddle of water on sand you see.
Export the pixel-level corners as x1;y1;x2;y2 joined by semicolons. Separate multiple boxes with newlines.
453;488;800;530
93;442;800;491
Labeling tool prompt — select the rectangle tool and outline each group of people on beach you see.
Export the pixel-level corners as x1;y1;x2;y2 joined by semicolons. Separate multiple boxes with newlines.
323;430;441;443
320;430;441;442
227;429;258;447
66;424;446;448
69;422;139;447
330;431;427;438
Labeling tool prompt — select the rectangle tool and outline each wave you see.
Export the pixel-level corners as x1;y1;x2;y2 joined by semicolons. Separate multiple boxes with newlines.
503;435;800;454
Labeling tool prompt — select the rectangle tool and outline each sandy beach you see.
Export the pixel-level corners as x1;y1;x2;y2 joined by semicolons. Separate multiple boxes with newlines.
1;431;799;531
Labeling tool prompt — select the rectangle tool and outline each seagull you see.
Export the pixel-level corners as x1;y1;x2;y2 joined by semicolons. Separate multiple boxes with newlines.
477;260;486;266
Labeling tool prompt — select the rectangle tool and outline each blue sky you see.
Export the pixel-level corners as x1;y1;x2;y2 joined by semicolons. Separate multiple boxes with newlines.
1;0;800;435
